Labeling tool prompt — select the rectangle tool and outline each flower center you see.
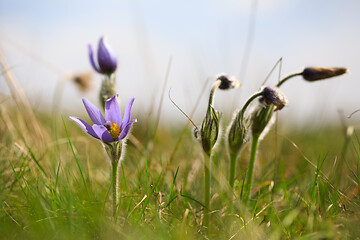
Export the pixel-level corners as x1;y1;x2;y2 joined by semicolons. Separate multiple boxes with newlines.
104;121;121;140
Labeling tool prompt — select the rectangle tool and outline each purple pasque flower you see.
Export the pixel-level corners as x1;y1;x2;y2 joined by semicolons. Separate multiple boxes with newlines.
70;95;136;143
88;36;118;75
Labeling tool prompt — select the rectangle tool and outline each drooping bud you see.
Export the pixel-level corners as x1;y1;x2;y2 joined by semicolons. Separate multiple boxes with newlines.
262;86;288;111
196;73;239;155
302;67;348;82
251;86;288;137
200;106;221;156
216;74;242;90
227;110;249;156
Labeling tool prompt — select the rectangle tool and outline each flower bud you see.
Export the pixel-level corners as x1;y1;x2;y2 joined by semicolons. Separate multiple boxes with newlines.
251;104;275;137
216;74;242;90
227;111;249;156
302;67;348;82
88;36;118;75
200;106;221;156
262;86;288;111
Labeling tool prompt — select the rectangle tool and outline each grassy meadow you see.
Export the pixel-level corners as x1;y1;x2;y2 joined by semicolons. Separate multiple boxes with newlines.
1;73;360;240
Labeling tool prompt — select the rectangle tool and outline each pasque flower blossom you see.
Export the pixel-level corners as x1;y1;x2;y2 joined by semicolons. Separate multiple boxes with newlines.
70;95;136;143
88;37;118;75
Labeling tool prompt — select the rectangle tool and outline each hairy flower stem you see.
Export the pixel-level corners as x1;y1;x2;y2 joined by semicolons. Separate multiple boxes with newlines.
229;152;237;189
112;160;119;219
243;133;260;204
203;151;211;231
104;142;123;219
208;80;221;106
276;72;302;87
228;92;262;188
100;74;117;108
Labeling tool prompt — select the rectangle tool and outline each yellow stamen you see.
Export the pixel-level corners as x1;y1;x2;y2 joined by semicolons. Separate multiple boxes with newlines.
106;122;121;140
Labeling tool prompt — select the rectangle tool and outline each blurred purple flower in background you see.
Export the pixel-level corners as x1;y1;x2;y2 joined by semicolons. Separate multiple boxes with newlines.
70;95;136;143
88;36;118;75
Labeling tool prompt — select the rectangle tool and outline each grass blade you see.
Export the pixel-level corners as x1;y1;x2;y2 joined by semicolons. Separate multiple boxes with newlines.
62;117;90;198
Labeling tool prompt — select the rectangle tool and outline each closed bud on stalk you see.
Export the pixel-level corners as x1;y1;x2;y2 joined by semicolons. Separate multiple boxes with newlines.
227;111;249;156
262;86;288;111
200;106;221;156
88;36;118;75
251;104;275;137
302;67;348;81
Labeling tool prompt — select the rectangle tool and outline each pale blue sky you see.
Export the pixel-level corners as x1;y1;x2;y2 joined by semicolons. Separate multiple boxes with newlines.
0;0;359;127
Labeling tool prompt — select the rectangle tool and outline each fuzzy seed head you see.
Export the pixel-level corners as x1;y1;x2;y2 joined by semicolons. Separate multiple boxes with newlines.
72;72;93;92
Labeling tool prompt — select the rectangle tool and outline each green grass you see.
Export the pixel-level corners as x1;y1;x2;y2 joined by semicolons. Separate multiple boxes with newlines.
1;104;360;240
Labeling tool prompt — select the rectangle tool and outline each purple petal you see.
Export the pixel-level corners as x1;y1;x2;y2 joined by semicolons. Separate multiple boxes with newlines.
105;95;121;126
97;37;117;74
92;124;114;143
88;44;102;73
82;98;106;125
121;98;135;129
118;118;136;140
69;117;99;139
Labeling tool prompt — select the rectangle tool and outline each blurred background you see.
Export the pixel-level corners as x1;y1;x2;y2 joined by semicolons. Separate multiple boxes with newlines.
0;0;359;128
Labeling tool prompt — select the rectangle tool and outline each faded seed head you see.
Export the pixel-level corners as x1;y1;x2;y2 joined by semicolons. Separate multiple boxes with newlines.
72;72;93;92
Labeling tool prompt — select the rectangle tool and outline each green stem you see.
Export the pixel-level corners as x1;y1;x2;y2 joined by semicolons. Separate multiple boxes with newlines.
243;134;260;204
276;72;302;87
227;92;262;190
228;151;238;217
112;160;119;218
208;80;221;107
204;151;211;230
240;92;263;117
229;152;237;189
100;74;117;108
